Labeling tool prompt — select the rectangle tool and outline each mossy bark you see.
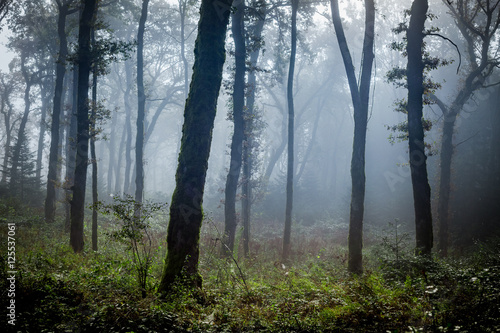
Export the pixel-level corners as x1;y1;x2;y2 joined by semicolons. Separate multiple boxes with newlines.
158;0;233;293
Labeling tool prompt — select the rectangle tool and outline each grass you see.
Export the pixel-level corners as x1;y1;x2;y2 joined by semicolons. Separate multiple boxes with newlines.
1;210;499;332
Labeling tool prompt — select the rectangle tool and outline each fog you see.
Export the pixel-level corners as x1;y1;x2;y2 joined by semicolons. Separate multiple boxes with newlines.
1;0;499;249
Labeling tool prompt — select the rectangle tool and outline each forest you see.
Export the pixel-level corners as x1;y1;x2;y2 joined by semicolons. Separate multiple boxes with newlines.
0;0;499;331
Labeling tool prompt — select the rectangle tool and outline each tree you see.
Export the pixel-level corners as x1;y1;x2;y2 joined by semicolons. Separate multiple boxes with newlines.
330;0;375;274
158;0;234;292
432;0;500;256
406;0;433;256
222;0;246;256
70;0;99;253
282;0;299;261
45;0;78;223
135;0;149;208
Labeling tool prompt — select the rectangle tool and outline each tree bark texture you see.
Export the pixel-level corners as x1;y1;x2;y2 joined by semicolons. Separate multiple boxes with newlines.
70;0;98;253
331;0;375;273
65;64;78;232
91;29;98;252
222;0;246;256
158;0;233;293
406;0;433;256
283;0;299;262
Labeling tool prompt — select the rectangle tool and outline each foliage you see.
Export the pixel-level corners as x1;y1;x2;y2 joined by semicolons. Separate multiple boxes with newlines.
93;195;167;298
0;212;499;332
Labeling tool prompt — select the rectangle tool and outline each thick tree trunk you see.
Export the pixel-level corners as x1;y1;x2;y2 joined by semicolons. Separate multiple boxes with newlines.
158;0;233;293
135;0;149;207
222;0;246;256
70;0;98;253
331;0;374;273
46;1;69;223
406;0;433;256
283;0;299;261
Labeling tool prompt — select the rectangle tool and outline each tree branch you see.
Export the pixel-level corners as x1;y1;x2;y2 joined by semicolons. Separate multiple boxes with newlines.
427;32;462;73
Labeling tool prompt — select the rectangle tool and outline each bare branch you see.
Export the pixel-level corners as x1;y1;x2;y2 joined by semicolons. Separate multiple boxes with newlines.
427;32;462;73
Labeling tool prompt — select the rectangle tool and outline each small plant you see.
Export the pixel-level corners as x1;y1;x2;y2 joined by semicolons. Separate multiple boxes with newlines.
93;195;166;298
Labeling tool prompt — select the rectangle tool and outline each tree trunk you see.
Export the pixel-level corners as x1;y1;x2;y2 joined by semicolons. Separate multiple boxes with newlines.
107;104;117;195
406;0;433;256
241;9;266;258
158;0;233;293
135;0;149;207
70;0;98;253
331;0;375;273
11;54;34;195
91;28;98;252
36;78;51;186
46;1;69;223
282;0;299;262
437;112;456;256
123;61;133;195
65;64;78;232
222;0;246;256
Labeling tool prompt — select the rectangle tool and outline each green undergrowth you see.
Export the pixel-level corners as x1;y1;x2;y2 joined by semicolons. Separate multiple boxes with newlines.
0;217;499;332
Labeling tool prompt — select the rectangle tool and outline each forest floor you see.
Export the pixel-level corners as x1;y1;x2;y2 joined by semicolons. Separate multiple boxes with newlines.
1;206;500;333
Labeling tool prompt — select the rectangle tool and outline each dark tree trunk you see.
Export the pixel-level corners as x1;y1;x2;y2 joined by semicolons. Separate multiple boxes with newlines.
90;29;98;252
241;9;266;258
70;0;98;253
282;0;299;261
135;0;149;207
1;76;15;185
46;1;70;223
331;0;375;273
65;64;78;232
437;113;456;256
222;0;246;256
406;0;433;256
158;0;233;293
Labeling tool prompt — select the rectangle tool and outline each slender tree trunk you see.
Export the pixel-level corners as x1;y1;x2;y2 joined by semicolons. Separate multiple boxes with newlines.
123;61;133;195
406;0;433;256
107;106;117;195
241;9;266;258
222;0;246;256
46;1;69;223
282;0;299;261
36;78;50;185
114;118;126;195
135;0;149;207
179;0;189;102
11;55;34;194
437;112;456;256
90;28;98;252
331;0;375;273
1;80;15;185
65;64;78;232
158;0;233;293
70;0;98;253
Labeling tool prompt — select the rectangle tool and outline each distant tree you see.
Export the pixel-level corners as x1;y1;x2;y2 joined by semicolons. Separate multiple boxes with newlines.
158;0;233;292
330;0;375;274
70;0;99;253
222;0;246;256
282;0;299;261
135;0;149;208
406;0;433;256
45;0;78;223
431;0;500;257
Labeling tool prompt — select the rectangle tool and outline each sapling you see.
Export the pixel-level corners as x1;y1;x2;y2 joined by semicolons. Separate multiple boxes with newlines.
94;195;166;297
